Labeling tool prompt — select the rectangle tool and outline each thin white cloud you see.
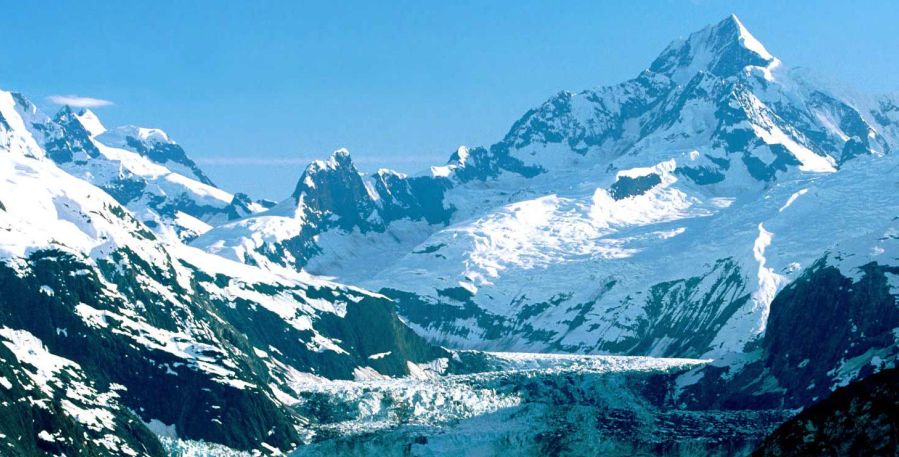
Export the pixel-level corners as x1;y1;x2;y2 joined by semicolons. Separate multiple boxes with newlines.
195;157;320;166
46;94;114;108
195;155;447;166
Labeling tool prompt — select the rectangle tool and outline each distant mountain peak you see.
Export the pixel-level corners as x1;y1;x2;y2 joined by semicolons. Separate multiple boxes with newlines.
53;105;107;138
650;14;776;83
99;124;172;146
292;148;362;201
318;147;354;170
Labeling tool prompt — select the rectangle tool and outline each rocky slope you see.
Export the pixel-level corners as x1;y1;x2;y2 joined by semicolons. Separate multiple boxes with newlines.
752;368;898;457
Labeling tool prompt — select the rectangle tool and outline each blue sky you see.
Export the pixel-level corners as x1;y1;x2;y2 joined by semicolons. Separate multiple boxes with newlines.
3;1;898;198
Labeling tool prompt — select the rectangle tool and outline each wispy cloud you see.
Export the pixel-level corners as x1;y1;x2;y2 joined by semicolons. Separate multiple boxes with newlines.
46;95;114;108
195;155;448;166
195;157;320;166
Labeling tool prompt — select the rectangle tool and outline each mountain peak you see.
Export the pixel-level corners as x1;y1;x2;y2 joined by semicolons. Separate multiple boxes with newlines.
290;148;380;230
329;147;353;167
649;14;776;83
69;108;107;137
99;125;172;146
292;148;361;200
93;124;216;186
304;148;356;175
720;14;773;58
53;107;107;137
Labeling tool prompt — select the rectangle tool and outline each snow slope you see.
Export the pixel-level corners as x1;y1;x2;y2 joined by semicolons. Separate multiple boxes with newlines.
9;94;266;241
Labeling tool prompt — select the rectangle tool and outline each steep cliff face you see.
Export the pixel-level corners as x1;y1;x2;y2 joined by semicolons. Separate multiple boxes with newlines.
681;258;899;411
193;149;454;281
752;368;899;457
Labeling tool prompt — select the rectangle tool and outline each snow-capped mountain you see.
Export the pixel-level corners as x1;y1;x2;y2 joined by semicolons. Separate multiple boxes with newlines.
10;94;270;241
193;14;899;412
0;118;754;455
96;123;216;186
0;89;455;454
3;13;898;456
192;148;453;279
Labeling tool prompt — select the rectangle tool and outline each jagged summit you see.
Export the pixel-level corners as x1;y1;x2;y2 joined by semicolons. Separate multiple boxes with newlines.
53;106;104;138
650;14;777;83
309;147;354;172
95;123;217;186
6;90;238;239
0;90;45;159
292;148;359;199
291;148;376;230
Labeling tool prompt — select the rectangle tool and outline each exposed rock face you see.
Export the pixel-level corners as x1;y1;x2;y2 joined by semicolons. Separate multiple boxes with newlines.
193;148;454;276
682;259;899;411
752;368;899;457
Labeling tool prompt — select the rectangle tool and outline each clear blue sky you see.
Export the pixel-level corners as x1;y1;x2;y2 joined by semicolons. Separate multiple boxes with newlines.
3;0;898;198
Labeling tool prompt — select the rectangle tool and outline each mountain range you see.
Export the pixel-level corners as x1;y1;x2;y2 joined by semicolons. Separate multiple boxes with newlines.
0;14;896;456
